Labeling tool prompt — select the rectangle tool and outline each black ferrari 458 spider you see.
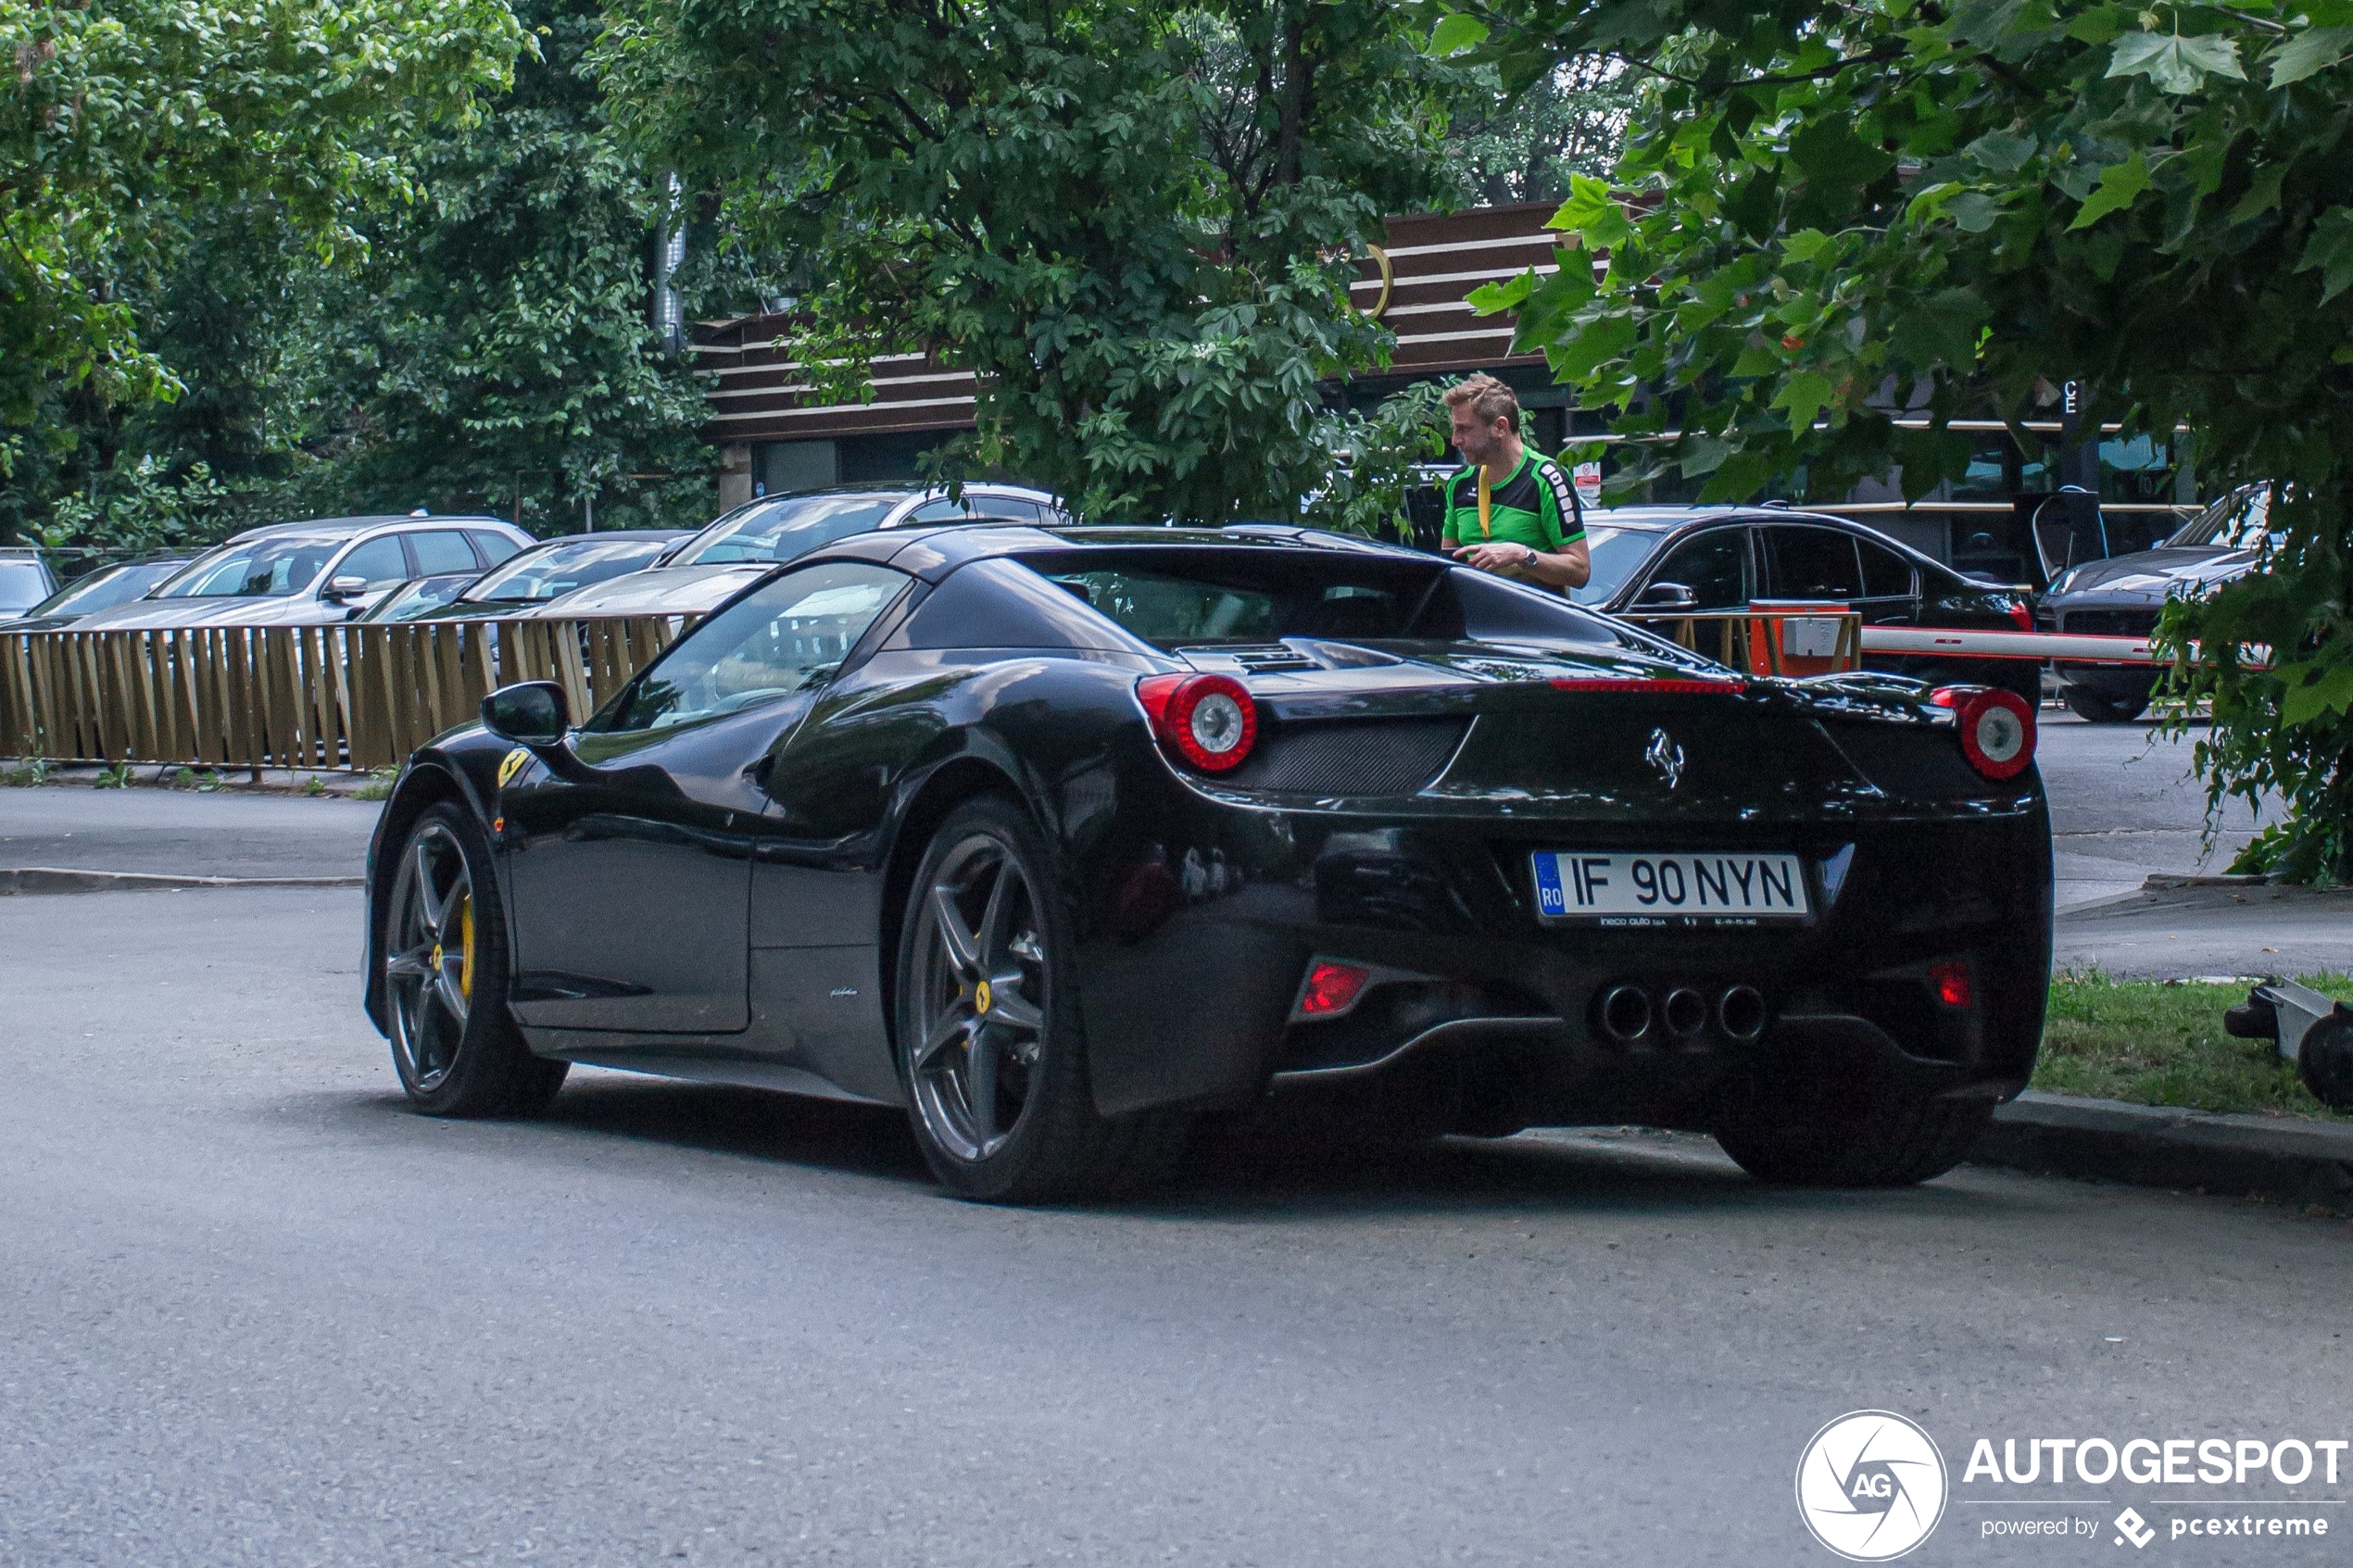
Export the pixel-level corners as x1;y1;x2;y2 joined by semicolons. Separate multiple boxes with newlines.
362;523;2051;1201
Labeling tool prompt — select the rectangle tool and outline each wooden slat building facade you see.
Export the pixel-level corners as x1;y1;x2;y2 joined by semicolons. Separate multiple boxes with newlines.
691;203;1585;512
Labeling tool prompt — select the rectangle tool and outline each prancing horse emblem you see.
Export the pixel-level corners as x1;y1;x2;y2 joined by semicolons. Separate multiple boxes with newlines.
1645;727;1686;790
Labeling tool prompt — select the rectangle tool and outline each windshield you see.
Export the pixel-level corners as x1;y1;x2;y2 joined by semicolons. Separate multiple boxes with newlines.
612;562;910;733
462;537;673;603
672;494;907;567
371;577;475;622
0;560;55;609
154;536;342;598
2166;486;2275;552
26;560;181;617
1567;526;1665;607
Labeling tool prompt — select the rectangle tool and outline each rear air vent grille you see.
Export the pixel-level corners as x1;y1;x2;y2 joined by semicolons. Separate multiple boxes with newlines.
1221;719;1468;797
1178;643;1321;672
1825;721;1989;799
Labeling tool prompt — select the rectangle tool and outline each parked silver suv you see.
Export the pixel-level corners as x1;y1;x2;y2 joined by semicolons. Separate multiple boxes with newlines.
523;483;1065;619
0;547;57;619
70;515;535;631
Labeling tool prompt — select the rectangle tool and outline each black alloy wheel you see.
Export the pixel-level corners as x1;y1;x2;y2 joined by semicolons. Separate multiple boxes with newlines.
384;803;567;1117
894;797;1189;1202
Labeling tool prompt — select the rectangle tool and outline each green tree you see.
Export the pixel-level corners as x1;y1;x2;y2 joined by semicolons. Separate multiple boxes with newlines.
0;0;527;448
1443;0;2353;880
328;0;715;531
3;0;715;554
1443;56;1634;205
598;0;1455;524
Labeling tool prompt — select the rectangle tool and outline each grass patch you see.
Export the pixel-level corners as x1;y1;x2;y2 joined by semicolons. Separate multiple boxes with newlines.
353;766;398;801
2035;972;2353;1121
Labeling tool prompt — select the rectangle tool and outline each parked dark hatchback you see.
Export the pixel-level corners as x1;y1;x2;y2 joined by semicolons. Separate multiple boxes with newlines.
2036;485;2274;722
1572;507;2041;703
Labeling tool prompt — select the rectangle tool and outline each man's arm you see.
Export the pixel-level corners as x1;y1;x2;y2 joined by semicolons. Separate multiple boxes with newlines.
1452;537;1591;588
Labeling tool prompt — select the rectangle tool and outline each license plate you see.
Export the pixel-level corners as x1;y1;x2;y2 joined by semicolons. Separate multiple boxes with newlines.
1530;850;1811;927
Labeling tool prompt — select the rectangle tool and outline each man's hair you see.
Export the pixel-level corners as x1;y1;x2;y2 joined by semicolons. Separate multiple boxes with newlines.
1442;373;1519;428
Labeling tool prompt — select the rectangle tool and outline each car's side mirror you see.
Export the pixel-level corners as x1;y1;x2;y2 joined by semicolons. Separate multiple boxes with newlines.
1633;580;1700;609
481;681;571;747
323;574;369;602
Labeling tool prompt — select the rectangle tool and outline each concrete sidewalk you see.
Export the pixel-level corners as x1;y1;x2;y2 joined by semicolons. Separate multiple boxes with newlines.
2054;878;2350;980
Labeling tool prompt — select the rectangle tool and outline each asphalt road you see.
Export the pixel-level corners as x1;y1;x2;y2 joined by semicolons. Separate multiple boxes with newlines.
2034;712;2270;911
4;887;2350;1567
0;787;377;879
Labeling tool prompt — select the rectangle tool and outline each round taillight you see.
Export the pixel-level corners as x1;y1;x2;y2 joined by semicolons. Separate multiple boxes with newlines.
1931;684;2036;780
1136;673;1259;772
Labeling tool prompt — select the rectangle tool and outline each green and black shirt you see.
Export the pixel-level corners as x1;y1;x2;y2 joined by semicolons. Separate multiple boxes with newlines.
1440;450;1586;556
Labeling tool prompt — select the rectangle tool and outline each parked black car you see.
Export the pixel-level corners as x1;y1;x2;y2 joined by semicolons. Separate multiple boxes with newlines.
2037;485;2274;722
363;522;2049;1202
1571;506;2042;703
0;554;193;632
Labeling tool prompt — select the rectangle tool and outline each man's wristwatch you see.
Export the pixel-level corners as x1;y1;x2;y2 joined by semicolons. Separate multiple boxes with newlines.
1522;546;1539;568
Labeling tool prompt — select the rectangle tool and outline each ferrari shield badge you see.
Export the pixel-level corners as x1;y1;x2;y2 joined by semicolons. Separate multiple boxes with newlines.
497;746;533;789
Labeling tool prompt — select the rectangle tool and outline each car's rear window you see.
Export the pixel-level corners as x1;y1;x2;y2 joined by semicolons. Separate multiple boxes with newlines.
998;546;1629;650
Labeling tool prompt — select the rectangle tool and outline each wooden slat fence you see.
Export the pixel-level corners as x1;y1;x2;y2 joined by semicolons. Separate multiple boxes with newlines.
0;617;688;772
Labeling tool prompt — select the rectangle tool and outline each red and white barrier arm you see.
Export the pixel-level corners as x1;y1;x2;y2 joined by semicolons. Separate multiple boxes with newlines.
1857;626;2154;663
1855;625;2271;669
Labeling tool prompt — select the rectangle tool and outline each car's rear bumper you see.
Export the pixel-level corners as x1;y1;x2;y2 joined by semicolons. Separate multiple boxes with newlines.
1070;791;2053;1129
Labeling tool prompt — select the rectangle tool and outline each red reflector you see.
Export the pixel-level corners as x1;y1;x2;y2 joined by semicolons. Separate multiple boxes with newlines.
1299;960;1371;1016
2007;602;2033;633
1546;677;1745;694
1930;960;1972;1009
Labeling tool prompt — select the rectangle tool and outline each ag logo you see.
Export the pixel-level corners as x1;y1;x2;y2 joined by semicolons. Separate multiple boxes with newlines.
497;747;533;789
1794;1411;1947;1561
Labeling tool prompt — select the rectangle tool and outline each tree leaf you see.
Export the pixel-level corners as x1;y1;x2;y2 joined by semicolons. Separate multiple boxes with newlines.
2270;24;2353;84
2280;662;2353;725
2295;207;2353;300
2106;31;2247;92
1966;129;2038;174
1550;174;1633;250
1790;121;1896;193
1428;13;1490;58
1769;370;1837;433
2067;151;2151;230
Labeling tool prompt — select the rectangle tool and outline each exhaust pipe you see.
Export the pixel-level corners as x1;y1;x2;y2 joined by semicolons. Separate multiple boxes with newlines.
1718;985;1768;1043
1663;986;1709;1039
1599;985;1653;1045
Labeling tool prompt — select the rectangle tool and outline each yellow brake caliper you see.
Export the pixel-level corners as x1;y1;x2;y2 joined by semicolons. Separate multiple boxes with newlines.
459;894;476;1000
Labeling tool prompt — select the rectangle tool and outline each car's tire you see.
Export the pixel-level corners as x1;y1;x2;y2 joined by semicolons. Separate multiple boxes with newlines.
893;797;1189;1203
2061;685;2150;723
1711;1059;1995;1186
382;801;567;1118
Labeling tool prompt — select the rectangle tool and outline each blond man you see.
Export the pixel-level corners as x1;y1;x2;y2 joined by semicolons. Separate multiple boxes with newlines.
1440;375;1591;591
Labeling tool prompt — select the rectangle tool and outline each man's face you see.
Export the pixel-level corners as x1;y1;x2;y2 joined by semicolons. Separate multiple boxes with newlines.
1451;407;1510;466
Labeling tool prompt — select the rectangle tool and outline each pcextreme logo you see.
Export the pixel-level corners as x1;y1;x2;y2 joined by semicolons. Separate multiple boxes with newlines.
1796;1411;1951;1562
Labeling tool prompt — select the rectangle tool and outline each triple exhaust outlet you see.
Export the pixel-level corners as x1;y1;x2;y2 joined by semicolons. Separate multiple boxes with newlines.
1598;983;1767;1047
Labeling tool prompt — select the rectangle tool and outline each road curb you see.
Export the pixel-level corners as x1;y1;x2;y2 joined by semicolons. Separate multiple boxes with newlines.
0;867;364;896
1976;1090;2353;1210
